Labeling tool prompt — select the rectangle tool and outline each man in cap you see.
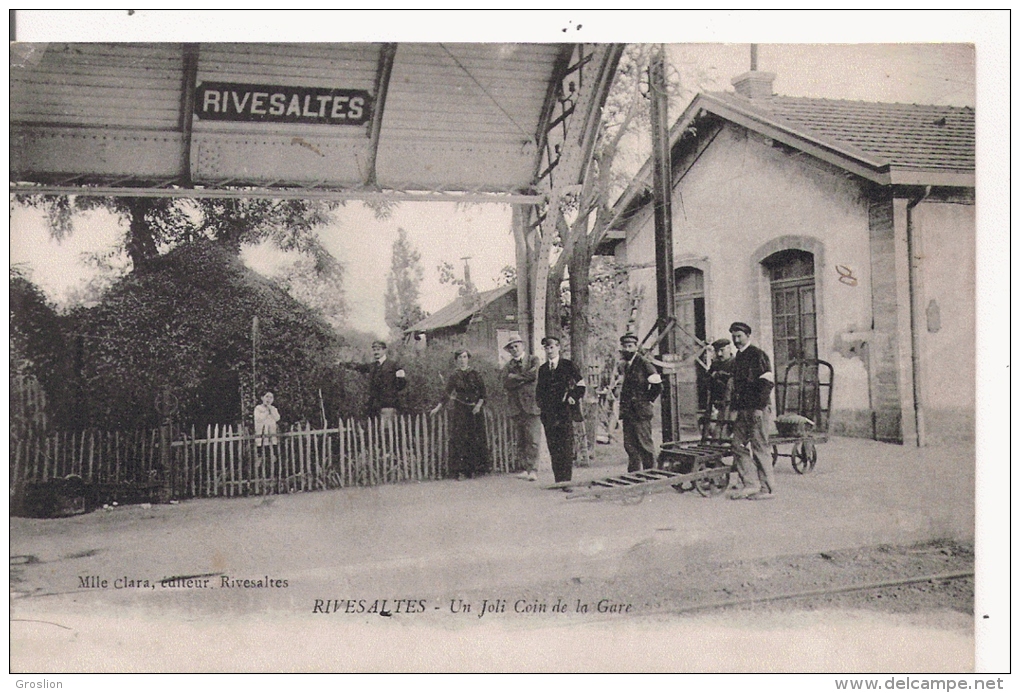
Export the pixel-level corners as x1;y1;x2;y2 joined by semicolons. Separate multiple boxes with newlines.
727;322;775;500
501;333;542;481
617;333;663;473
339;340;407;425
703;338;735;440
535;335;585;485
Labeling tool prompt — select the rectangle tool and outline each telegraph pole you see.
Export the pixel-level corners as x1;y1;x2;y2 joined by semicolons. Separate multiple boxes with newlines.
649;44;678;443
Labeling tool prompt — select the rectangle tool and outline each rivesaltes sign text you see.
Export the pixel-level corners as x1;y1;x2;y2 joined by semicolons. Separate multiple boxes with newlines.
195;82;371;125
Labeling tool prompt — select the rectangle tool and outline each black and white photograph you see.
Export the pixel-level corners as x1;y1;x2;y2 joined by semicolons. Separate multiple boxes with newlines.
7;10;1008;683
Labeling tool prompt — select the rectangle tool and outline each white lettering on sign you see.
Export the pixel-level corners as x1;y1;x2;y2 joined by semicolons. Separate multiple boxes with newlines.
202;90;220;113
250;92;267;115
269;93;286;115
231;91;250;114
316;95;332;117
331;96;349;119
195;82;371;126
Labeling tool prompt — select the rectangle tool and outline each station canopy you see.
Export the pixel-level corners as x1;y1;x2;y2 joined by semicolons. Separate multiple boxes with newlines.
10;42;620;204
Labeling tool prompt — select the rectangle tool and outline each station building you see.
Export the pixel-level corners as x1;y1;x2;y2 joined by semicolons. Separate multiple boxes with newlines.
605;70;975;445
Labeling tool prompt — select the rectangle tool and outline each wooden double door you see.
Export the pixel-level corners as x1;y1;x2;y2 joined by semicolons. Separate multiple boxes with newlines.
767;249;818;381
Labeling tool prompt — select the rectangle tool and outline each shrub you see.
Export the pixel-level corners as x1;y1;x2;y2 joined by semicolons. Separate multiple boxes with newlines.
70;241;343;430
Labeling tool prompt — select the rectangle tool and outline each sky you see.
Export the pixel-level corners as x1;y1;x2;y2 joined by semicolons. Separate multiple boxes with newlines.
8;12;998;340
243;201;517;334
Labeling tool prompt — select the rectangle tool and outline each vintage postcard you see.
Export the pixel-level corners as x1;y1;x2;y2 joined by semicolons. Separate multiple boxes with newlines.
7;10;1008;683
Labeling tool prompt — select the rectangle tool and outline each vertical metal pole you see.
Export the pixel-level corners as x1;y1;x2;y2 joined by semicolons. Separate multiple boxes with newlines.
156;390;176;502
365;43;397;187
649;45;678;443
179;43;200;186
159;418;172;502
252;315;259;400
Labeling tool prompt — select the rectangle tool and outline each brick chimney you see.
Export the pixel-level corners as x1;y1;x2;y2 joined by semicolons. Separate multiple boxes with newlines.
731;70;776;99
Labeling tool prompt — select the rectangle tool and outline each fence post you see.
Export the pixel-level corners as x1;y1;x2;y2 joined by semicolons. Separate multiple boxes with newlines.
155;389;179;503
158;420;172;502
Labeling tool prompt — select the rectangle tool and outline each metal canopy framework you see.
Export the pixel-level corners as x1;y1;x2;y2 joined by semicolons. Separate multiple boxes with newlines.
10;40;624;351
10;41;619;205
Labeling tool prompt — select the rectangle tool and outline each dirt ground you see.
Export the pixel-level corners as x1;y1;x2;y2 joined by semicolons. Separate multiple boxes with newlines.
9;435;976;672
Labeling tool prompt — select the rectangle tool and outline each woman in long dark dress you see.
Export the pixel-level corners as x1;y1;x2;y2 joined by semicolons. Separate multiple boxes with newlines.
431;349;488;479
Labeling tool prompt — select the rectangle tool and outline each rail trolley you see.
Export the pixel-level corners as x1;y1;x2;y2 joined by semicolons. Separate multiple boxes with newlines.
558;359;833;500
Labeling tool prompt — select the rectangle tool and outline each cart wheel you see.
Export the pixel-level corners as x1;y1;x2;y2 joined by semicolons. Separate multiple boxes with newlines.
771;445;779;467
791;441;817;474
694;461;730;498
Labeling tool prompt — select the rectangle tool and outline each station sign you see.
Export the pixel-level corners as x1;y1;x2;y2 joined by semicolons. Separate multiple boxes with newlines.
195;82;371;126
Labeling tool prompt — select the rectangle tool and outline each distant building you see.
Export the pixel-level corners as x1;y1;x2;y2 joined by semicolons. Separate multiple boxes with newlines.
605;70;974;445
405;284;519;364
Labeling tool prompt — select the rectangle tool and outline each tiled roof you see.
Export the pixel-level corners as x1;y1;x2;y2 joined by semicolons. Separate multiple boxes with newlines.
405;284;516;333
708;92;975;172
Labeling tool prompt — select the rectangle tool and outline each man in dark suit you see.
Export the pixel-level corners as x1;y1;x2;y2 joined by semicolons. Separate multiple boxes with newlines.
340;340;407;424
535;335;585;485
501;333;542;482
617;333;663;472
727;322;775;501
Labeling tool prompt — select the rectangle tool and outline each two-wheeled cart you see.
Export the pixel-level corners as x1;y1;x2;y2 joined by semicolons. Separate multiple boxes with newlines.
769;359;833;474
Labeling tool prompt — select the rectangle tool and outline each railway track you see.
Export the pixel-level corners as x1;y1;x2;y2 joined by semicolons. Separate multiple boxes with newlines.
670;569;974;614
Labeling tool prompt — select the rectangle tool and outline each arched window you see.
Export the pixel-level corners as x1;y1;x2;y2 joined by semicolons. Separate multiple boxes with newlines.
763;249;817;379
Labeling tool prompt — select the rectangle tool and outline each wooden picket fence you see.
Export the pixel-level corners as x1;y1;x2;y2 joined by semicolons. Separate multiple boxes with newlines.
10;410;520;505
10;428;163;490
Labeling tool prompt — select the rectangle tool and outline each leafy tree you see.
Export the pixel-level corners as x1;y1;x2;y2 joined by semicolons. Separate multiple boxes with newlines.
384;227;427;337
437;258;481;316
9;268;76;428
16;195;350;411
437;258;479;298
18;196;183;270
69;240;343;430
583;258;643;371
58;243;131;310
271;256;349;332
494;264;517;287
548;44;691;372
16;194;342;277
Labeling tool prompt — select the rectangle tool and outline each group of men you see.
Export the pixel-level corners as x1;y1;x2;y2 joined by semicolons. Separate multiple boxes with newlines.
612;321;777;501
502;334;584;486
338;324;776;500
338;334;585;486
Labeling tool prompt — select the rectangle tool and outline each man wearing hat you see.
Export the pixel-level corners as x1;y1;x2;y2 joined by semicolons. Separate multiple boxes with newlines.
617;333;663;473
704;338;735;440
535;335;585;485
501;333;542;481
727;322;775;500
339;340;407;424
